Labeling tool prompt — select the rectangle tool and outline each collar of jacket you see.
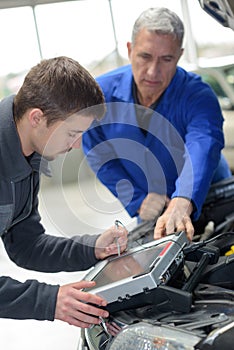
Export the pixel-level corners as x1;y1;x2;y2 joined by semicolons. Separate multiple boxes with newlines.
0;95;51;181
110;65;181;106
108;65;135;103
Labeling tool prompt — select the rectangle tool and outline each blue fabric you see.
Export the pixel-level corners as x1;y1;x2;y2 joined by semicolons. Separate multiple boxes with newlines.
83;65;231;220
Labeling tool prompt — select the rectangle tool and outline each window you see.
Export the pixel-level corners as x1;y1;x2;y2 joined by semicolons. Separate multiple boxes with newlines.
0;6;41;96
34;0;116;68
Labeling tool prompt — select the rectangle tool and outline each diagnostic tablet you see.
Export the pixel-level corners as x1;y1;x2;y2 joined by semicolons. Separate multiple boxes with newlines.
84;231;189;310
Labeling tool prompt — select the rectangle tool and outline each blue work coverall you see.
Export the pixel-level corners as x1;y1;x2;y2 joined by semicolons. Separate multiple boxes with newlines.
82;65;231;220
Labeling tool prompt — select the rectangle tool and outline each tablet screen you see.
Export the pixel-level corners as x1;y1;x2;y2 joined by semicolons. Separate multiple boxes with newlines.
89;242;171;290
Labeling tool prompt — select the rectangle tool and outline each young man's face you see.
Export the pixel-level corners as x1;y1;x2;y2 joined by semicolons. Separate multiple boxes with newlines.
127;28;183;107
33;113;94;161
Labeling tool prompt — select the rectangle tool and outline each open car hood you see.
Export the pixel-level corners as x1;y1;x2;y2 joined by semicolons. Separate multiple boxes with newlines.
198;0;234;29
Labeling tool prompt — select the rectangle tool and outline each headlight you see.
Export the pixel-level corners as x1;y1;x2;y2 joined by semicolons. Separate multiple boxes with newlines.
106;322;201;350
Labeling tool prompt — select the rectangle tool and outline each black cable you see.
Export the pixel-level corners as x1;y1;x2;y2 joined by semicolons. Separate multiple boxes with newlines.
183;231;234;256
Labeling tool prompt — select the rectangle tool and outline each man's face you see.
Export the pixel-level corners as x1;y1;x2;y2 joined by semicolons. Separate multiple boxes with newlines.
33;113;94;161
127;28;183;107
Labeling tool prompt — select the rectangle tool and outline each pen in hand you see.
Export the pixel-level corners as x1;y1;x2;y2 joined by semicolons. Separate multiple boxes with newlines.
115;219;121;257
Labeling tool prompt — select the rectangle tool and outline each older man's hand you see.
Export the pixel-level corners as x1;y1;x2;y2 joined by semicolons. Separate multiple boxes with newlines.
154;197;194;241
138;192;169;221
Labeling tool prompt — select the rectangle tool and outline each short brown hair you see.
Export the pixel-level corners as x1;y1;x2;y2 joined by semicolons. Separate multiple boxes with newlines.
14;56;105;126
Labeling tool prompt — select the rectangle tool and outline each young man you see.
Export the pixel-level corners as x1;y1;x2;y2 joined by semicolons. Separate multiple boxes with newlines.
82;7;231;241
0;56;128;328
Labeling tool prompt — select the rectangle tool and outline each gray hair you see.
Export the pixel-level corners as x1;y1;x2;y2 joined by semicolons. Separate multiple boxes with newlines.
132;7;184;47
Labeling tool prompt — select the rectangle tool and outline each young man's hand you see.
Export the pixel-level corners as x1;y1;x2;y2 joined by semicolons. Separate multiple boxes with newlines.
55;281;109;328
95;225;128;260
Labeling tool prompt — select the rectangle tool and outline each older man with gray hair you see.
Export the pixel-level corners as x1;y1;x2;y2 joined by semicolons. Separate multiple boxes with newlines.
83;7;231;241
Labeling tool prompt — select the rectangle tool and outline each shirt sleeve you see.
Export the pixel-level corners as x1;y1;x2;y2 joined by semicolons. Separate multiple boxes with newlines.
171;80;226;219
0;276;59;321
2;175;99;272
